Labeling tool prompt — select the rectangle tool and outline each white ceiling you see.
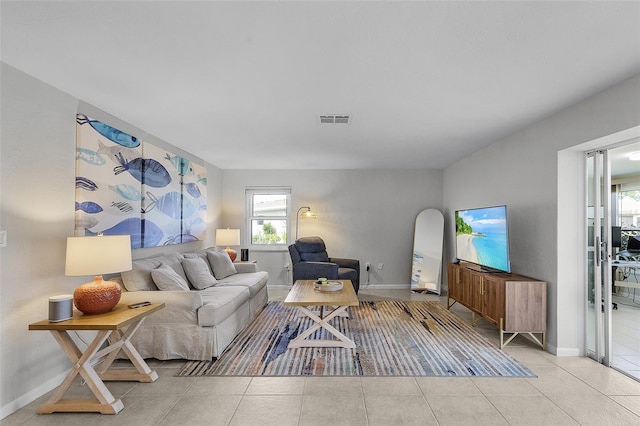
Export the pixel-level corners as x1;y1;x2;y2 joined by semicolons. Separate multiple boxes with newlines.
2;1;640;170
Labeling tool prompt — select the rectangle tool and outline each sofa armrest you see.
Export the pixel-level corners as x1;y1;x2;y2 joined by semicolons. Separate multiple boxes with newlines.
120;290;203;311
330;257;359;271
234;262;258;274
294;261;339;279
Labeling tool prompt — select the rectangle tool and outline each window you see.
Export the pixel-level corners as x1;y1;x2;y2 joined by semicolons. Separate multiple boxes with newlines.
246;187;291;250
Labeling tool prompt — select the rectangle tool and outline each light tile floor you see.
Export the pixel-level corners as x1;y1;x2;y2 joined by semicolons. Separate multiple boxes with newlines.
3;288;640;425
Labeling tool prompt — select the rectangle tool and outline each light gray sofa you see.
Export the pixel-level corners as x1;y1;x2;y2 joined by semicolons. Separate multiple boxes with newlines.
117;248;268;360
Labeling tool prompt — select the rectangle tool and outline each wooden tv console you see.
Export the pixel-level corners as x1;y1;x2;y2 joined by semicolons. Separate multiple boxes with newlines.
447;262;546;349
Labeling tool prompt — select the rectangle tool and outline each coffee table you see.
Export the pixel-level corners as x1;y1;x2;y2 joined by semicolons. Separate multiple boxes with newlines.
29;302;164;414
283;280;359;348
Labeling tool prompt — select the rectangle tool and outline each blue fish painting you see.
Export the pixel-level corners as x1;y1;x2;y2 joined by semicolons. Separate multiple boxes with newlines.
182;182;201;198
75;201;103;214
76;114;140;148
76;148;106;165
165;154;193;176
108;184;142;201
76;177;98;191
97;140;141;165
85;218;163;249
113;155;172;188
144;191;195;219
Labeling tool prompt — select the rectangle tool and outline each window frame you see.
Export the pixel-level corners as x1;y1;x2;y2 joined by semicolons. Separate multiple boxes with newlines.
245;186;292;251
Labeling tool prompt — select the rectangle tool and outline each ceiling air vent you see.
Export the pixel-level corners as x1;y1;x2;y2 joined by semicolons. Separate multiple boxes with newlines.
319;115;350;125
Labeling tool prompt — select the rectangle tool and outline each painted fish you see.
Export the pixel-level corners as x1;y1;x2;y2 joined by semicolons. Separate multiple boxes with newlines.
113;154;172;188
165;154;194;176
182;182;201;198
76;148;106;165
188;217;204;226
163;233;199;245
196;174;207;185
97;140;141;165
144;191;195;219
76;177;98;191
75;201;103;214
85;218;163;249
111;201;134;213
74;211;99;229
76;114;140;148
108;184;142;201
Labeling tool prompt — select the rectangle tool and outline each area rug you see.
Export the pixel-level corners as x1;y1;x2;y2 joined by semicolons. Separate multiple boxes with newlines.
177;301;535;377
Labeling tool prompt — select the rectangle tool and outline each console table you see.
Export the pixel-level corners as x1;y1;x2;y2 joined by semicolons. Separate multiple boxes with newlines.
29;302;164;414
447;263;546;349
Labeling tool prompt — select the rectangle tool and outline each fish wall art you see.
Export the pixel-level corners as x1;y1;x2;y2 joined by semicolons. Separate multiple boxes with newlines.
75;113;207;248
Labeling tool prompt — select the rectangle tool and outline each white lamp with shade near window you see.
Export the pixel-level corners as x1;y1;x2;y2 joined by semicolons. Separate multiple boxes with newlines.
216;228;241;262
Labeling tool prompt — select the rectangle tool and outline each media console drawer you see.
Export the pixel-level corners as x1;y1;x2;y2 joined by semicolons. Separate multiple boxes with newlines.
447;262;546;349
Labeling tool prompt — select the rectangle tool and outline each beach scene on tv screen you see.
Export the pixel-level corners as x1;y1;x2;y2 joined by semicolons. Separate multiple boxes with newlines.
456;206;509;272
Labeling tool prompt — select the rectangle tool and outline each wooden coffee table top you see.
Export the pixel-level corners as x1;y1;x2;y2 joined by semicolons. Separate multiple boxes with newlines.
284;280;359;306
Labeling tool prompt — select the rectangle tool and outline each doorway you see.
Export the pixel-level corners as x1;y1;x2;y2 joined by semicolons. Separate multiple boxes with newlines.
586;140;640;379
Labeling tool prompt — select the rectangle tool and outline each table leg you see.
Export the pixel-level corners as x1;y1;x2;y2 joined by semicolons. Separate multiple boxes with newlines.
38;330;124;414
98;319;158;382
288;305;356;348
37;318;158;414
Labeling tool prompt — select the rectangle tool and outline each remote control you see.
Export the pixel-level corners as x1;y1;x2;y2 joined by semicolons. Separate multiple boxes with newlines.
128;301;151;309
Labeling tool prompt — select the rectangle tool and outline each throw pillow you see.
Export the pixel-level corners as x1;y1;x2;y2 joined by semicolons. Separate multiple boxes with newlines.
207;250;238;279
150;264;190;291
182;257;218;289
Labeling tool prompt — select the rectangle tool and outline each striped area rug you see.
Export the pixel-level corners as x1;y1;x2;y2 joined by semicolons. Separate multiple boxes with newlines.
177;301;535;377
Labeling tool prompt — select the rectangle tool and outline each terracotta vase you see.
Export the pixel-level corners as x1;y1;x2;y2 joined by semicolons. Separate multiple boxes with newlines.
73;276;122;314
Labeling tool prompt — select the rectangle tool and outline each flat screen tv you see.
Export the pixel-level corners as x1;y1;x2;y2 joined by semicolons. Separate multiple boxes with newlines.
455;205;511;273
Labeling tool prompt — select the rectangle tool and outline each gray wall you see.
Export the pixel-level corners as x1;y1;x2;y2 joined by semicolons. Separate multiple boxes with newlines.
0;63;223;416
443;73;640;355
221;169;443;287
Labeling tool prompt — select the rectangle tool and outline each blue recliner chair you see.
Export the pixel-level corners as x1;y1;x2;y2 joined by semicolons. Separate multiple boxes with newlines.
288;236;360;293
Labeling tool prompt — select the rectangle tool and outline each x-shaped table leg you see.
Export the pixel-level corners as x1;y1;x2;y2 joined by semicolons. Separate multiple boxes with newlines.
288;305;355;348
37;319;158;414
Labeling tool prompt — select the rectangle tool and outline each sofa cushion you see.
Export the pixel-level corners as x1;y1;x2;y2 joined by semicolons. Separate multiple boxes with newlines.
121;253;187;291
299;251;330;262
197;286;250;327
217;271;269;297
207;250;238;279
182;249;214;274
151;264;190;291
295;237;330;262
182;257;217;290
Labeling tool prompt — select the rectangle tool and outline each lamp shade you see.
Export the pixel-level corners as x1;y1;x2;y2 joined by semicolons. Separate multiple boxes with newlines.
299;207;318;219
65;235;132;276
216;229;240;262
65;235;132;315
215;229;240;247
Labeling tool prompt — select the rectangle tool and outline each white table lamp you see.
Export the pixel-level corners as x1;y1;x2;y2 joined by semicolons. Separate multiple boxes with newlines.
216;228;240;261
65;235;132;314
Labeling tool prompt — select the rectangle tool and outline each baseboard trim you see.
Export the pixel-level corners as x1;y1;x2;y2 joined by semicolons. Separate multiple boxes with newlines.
1;369;68;420
553;346;581;357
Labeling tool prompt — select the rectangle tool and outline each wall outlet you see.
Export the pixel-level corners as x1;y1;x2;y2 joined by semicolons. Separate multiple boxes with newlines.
377;263;384;270
284;263;290;271
365;262;371;271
